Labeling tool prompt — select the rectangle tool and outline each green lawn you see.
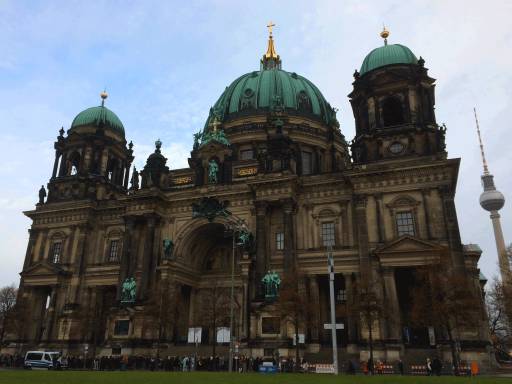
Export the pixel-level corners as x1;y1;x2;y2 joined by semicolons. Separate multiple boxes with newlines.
0;371;509;384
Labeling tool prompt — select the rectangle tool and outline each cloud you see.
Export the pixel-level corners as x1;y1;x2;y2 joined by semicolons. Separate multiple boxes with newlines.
0;0;511;286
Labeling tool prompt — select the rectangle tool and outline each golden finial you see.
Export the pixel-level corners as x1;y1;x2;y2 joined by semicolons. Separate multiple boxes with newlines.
100;89;108;106
211;116;221;132
265;21;278;59
267;21;275;37
380;25;389;45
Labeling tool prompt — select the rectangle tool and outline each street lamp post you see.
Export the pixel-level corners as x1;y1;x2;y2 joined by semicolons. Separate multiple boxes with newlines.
225;217;247;373
327;245;339;375
228;228;235;373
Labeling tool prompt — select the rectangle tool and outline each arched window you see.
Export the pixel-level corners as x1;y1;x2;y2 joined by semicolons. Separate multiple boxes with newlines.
382;97;404;127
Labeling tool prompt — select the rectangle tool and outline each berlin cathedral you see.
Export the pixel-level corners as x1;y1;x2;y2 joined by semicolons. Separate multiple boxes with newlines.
10;26;491;367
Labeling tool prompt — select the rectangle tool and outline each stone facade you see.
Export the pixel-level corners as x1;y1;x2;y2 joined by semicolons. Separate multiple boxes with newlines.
9;35;490;367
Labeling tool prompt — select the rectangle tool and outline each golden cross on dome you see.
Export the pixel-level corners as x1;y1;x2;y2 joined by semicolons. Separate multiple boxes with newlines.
212;116;221;132
267;21;276;36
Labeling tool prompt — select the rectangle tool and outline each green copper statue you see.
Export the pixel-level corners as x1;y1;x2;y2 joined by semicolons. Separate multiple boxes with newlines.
121;277;136;303
262;270;281;300
208;160;219;184
163;239;174;259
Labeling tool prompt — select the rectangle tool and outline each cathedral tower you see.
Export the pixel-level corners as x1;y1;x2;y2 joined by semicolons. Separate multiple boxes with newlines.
349;28;446;164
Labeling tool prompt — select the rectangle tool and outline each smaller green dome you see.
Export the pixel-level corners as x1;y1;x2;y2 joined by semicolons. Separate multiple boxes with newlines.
360;44;418;75
71;105;125;136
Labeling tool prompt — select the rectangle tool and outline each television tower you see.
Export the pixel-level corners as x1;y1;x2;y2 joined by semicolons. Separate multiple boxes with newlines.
474;108;510;283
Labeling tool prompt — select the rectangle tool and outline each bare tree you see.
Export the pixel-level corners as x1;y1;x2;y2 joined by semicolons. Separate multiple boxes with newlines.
351;274;386;374
277;269;311;372
144;282;183;356
0;285;17;343
409;266;481;369
199;283;232;357
486;277;511;359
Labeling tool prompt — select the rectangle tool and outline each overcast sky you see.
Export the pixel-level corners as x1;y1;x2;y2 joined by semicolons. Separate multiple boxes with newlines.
0;0;511;287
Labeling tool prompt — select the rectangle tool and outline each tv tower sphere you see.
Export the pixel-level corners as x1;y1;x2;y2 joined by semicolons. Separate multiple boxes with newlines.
480;185;505;212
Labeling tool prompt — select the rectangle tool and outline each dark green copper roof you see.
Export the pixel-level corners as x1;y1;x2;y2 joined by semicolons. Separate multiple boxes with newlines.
360;44;418;75
206;69;338;127
71;105;125;136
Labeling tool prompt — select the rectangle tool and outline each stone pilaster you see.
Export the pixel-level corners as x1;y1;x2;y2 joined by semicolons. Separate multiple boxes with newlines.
118;217;135;301
23;229;38;270
354;195;370;278
283;199;296;271
421;189;433;239
343;272;357;344
52;151;60;178
374;194;384;243
139;215;157;301
254;201;267;295
382;267;401;341
308;275;320;342
439;187;465;271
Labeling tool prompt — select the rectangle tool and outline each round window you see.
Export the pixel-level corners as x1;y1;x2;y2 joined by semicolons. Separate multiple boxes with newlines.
389;142;404;154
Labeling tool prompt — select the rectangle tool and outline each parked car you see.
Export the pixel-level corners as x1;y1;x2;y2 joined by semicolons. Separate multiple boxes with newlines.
24;351;67;370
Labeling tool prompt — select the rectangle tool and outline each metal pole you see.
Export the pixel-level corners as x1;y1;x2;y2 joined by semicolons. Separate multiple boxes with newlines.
228;228;235;373
328;247;339;375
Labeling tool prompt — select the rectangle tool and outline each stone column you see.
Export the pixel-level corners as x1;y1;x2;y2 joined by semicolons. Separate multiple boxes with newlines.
254;201;267;296
52;151;60;178
283;199;296;271
354;195;370;278
123;164;131;189
421;189;433;239
382;268;401;341
41;287;57;341
58;152;68;176
38;230;49;262
23;229;38;270
100;149;109;175
308;275;320;342
439;187;465;271
118;217;135;301
343;272;357;344
374;194;384;243
139;216;156;300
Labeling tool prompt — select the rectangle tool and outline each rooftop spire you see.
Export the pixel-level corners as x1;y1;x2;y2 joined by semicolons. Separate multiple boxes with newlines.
261;21;281;70
380;25;390;46
100;89;108;107
474;107;490;175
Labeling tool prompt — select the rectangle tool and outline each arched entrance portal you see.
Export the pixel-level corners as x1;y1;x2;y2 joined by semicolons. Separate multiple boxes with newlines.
172;220;246;350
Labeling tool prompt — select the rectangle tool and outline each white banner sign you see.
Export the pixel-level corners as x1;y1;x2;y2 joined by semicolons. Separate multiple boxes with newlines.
292;334;305;345
216;327;230;343
187;327;202;343
428;326;436;346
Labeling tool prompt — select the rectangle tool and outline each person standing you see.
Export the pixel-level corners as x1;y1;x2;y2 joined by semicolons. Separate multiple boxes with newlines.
426;358;432;376
397;359;404;375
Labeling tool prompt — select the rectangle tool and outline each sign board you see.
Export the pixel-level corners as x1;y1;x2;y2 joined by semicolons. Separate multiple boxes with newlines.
292;334;305;345
216;327;230;343
315;364;335;374
428;326;436;346
324;323;344;330
187;327;202;343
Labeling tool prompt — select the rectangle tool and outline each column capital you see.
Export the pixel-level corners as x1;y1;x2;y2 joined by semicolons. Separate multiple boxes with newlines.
254;201;268;216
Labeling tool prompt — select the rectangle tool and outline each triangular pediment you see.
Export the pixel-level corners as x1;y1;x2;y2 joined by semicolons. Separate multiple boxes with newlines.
375;235;445;255
375;236;446;267
22;261;68;277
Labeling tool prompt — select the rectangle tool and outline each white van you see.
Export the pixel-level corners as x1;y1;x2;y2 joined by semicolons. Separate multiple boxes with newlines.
24;351;66;369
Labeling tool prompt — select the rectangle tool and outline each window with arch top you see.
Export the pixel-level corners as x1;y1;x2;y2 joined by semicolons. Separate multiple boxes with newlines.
382;97;405;127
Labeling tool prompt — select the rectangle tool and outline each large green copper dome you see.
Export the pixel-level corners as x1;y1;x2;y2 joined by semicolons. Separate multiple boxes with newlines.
206;69;338;127
71;105;125;136
360;44;418;75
